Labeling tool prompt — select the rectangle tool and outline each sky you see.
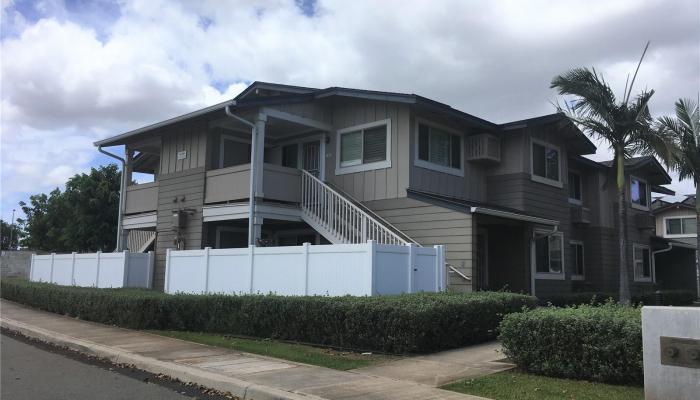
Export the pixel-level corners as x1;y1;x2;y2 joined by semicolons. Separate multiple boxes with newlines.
1;0;699;222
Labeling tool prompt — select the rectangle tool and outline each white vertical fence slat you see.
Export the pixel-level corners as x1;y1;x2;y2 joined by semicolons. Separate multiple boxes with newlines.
30;251;152;289
165;241;447;296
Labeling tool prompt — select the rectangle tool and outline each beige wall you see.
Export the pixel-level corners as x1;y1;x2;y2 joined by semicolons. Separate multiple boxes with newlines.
365;197;474;292
125;182;158;214
159;119;208;175
324;98;411;201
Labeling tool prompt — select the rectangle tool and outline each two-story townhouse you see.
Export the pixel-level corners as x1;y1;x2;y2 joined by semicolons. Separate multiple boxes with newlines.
95;81;689;298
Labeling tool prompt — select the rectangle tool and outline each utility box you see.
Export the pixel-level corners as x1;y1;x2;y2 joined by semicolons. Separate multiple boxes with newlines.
642;306;700;400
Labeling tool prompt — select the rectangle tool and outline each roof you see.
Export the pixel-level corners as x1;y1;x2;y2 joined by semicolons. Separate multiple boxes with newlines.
95;81;596;148
651;235;697;250
599;155;673;186
407;189;559;226
652;195;697;215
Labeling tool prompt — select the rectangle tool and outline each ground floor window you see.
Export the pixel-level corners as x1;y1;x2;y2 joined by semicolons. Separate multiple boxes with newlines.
633;243;652;282
569;240;585;280
534;231;564;279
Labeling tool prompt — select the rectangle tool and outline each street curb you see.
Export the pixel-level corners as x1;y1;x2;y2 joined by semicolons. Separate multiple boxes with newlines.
1;317;325;400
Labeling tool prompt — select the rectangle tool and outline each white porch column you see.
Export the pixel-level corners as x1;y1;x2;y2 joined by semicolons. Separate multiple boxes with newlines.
250;112;267;245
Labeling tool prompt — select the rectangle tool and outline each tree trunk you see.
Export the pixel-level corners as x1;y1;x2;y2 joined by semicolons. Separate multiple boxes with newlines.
695;180;699;301
617;152;631;305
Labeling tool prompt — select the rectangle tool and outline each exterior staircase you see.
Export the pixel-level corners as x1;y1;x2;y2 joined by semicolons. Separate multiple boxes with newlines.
126;230;156;252
299;170;417;246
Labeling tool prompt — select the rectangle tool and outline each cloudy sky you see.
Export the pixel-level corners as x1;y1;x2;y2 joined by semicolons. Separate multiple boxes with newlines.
1;0;699;221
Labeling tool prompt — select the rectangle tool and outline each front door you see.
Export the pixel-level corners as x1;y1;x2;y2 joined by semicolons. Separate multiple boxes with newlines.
302;141;321;177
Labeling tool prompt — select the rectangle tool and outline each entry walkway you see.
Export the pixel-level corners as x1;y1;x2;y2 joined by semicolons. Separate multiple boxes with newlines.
1;300;497;400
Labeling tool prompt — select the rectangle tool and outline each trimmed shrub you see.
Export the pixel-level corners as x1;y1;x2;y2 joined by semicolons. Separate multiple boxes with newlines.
539;290;696;307
499;303;642;385
1;279;536;354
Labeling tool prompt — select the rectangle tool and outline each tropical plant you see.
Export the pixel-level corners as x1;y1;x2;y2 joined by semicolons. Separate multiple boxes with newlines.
550;43;672;304
656;98;700;298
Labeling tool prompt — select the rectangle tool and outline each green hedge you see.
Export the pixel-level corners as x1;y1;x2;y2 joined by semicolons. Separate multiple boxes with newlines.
540;290;696;307
1;279;536;354
499;303;642;385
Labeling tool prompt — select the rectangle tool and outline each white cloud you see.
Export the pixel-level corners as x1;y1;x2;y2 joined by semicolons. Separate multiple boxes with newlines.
1;0;698;219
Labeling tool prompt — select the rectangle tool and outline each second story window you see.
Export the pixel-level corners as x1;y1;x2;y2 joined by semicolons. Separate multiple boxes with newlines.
665;216;697;236
336;119;391;175
531;140;561;186
630;176;649;210
568;171;582;204
416;122;462;173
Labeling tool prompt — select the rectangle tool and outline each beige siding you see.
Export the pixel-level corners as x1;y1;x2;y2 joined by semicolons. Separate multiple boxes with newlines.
365;197;474;292
124;182;158;214
154;167;206;290
325;99;410;201
655;208;697;237
159;120;208;175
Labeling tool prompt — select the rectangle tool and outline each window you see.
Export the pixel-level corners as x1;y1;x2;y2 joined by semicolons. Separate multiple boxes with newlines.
534;232;564;278
416;122;462;174
568;172;582;203
336;119;391;174
220;135;251;168
569;241;585;280
531;140;561;186
665;217;697;236
282;144;298;168
633;244;652;282
630;176;649;209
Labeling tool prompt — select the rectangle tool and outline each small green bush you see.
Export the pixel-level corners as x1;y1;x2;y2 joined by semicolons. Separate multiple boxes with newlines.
1;279;536;354
499;303;642;385
540;290;696;307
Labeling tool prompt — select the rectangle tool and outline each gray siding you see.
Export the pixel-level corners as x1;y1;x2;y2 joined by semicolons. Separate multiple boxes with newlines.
154;167;206;290
365;197;473;292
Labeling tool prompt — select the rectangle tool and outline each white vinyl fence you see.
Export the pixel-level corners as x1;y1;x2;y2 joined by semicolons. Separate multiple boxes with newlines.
30;251;154;288
165;241;446;296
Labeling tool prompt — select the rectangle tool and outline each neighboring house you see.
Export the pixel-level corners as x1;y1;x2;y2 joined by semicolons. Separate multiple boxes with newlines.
94;81;690;298
651;195;698;293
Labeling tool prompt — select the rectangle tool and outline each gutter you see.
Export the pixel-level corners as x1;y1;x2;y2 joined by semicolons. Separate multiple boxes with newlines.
97;146;126;251
224;103;258;246
469;206;559;226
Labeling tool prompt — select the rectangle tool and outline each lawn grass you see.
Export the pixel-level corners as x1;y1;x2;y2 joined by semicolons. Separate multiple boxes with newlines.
148;330;398;371
442;371;643;400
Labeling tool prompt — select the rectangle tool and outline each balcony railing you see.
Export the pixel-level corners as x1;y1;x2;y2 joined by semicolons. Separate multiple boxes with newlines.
204;163;301;204
125;182;158;214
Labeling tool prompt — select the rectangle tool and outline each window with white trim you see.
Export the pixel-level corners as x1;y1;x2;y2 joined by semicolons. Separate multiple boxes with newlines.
665;217;697;236
569;241;585;279
534;232;564;277
633;244;652;282
531;140;561;185
417;122;462;172
630;176;649;209
568;171;582;203
336;119;390;174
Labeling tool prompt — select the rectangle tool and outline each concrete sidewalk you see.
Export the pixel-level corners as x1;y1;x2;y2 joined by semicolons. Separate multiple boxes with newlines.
1;300;492;400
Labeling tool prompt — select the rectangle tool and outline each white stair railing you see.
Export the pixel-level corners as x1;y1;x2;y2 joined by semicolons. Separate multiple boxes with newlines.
300;170;408;245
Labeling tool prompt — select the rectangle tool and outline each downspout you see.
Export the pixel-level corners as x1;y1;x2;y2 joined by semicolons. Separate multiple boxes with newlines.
652;242;674;285
98;146;126;252
224;104;257;246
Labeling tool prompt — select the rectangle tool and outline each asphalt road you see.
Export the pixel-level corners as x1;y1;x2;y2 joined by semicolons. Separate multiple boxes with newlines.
1;332;231;400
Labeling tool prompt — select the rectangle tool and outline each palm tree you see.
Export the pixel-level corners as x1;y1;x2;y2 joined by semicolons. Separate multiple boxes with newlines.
656;98;700;299
550;44;672;304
